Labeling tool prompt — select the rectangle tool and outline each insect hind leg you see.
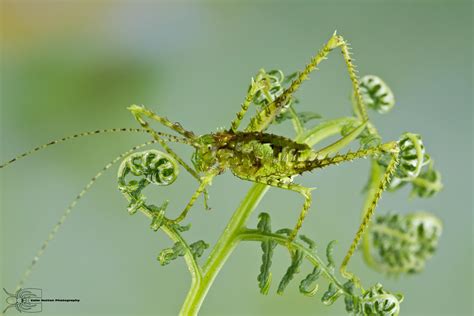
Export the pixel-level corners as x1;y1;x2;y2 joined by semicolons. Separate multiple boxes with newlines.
246;31;369;132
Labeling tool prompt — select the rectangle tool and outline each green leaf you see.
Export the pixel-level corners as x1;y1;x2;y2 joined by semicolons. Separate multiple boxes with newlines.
257;213;277;295
299;266;321;297
343;281;359;313
299;235;317;250
158;242;185;266
326;240;337;272
321;283;343;305
277;249;304;295
189;240;209;259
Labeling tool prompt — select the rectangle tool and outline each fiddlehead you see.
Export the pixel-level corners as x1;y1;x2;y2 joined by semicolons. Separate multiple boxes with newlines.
117;149;208;274
358;283;403;316
369;211;442;275
359;75;395;114
252;69;286;107
377;132;430;190
118;149;179;225
409;161;443;198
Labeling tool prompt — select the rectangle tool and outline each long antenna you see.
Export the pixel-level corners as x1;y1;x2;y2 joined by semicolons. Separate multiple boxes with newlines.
0;128;195;169
15;140;157;292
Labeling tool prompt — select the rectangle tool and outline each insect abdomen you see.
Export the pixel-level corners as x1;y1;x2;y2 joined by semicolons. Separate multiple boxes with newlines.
214;131;314;179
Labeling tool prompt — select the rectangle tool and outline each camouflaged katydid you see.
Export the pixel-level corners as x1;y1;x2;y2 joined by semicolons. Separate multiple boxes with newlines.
1;32;402;291
126;32;401;282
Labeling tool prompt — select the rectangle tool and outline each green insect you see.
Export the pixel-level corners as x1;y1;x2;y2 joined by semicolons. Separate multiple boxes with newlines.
118;31;404;284
2;31;412;292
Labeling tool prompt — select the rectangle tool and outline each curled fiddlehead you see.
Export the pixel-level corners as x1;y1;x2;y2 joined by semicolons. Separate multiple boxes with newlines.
359;75;395;114
117;149;208;275
250;69;321;128
369;211;442;275
252;69;286;107
410;161;443;198
118;149;179;228
359;283;403;316
377;132;430;190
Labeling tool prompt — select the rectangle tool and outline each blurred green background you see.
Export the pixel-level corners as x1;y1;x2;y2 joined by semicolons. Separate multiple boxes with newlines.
1;1;472;315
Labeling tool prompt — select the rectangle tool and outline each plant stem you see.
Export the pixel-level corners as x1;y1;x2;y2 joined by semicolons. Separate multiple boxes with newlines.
179;183;269;315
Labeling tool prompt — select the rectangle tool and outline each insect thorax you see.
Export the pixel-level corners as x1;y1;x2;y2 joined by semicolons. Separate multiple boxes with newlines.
192;131;316;179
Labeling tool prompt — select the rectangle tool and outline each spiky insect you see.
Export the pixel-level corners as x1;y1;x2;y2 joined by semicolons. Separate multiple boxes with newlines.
2;32;412;292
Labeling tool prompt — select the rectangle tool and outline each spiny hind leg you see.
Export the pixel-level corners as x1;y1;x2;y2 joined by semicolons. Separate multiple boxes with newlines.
314;141;400;284
230;69;284;132
339;151;399;284
239;175;314;243
247;32;368;132
229;77;259;132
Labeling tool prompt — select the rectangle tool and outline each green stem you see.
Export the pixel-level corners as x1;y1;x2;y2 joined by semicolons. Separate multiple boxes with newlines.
179;184;269;315
296;117;357;146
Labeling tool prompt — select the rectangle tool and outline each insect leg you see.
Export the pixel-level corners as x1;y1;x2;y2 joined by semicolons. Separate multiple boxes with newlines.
236;174;314;243
229;77;261;132
246;32;369;132
128;104;197;140
128;104;210;209
339;149;399;283
172;169;219;223
308;141;400;283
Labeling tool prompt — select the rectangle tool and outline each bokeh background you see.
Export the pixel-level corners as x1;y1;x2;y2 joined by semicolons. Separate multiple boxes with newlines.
1;1;472;315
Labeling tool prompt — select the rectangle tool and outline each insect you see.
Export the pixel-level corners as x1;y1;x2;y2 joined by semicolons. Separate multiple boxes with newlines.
2;31;404;293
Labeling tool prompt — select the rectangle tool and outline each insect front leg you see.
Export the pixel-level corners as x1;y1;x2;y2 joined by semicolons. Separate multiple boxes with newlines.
128;104;197;139
128;104;211;209
172;169;219;223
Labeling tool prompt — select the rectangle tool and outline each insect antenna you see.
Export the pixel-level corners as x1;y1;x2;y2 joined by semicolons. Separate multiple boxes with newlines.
0;128;195;169
14;139;157;292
